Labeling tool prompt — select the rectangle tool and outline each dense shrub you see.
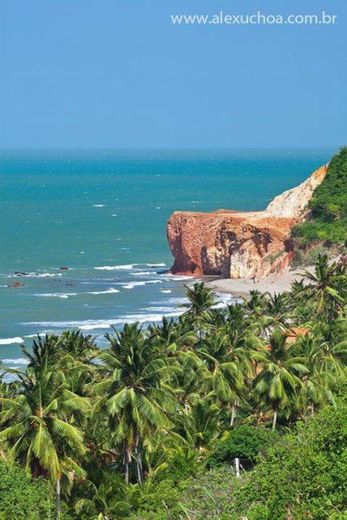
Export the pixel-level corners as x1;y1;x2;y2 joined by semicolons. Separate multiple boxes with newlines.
130;467;236;520
293;146;347;245
0;461;55;519
130;401;347;519
232;399;347;519
207;425;278;468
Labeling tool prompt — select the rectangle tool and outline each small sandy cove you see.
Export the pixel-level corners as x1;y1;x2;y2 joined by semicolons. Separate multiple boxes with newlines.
206;268;307;299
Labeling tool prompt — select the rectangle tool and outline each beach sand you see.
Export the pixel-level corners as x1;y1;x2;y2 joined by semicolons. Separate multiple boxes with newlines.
206;268;306;299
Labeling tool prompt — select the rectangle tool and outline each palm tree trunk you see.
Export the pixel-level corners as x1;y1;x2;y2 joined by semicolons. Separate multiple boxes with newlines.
135;435;143;485
55;476;61;520
272;410;278;431
230;403;236;426
123;442;131;484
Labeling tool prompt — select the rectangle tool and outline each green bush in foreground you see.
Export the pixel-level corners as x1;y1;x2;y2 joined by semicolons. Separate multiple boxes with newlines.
0;461;55;519
131;400;347;519
232;399;347;520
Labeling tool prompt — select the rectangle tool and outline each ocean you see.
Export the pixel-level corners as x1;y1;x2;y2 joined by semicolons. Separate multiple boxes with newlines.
0;148;333;369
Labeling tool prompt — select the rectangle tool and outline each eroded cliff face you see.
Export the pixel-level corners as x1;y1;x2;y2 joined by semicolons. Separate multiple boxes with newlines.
167;164;328;279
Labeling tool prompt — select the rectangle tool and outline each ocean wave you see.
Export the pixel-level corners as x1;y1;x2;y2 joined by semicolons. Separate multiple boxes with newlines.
168;297;189;304
2;358;28;365
8;272;62;279
88;288;120;295
145;263;166;267
93;204;105;208
145;306;179;313
131;271;153;276
34;293;77;299
24;333;48;338
23;309;184;331
214;292;236;308
160;289;172;293
94;264;135;271
121;280;162;290
23;319;115;330
163;274;195;281
0;337;24;345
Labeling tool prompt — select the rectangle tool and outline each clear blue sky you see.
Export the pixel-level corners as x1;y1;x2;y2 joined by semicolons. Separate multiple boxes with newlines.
1;0;346;148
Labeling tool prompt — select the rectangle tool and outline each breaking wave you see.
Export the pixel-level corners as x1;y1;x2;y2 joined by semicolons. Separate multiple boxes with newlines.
0;337;24;345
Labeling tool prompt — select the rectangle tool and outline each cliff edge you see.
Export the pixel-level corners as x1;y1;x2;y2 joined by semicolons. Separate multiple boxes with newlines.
167;164;328;279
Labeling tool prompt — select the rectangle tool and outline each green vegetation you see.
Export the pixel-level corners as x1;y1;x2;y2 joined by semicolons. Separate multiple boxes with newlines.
0;254;346;519
0;460;55;519
293;146;347;246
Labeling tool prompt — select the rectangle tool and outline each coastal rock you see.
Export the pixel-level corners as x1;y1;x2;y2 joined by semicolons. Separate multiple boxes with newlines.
167;164;328;279
8;282;24;288
265;164;328;218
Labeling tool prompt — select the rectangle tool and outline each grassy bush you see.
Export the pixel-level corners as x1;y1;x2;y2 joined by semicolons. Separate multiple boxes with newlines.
0;461;55;519
207;425;278;468
294;147;347;245
231;399;347;519
130;401;347;519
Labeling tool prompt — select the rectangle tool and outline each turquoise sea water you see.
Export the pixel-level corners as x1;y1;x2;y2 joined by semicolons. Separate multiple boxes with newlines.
0;148;333;367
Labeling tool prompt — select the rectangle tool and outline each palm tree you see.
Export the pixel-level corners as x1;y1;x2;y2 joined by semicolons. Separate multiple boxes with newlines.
94;323;177;484
295;334;336;417
245;289;268;315
177;398;221;451
197;327;264;427
253;329;308;429
263;292;292;332
183;282;216;320
0;364;89;518
58;330;98;363
299;254;346;320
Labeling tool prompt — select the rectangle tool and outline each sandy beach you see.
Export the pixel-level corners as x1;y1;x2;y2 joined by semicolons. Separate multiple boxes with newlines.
206;268;306;299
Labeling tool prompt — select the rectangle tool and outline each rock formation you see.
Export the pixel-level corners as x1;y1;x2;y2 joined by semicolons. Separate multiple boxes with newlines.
167;164;328;279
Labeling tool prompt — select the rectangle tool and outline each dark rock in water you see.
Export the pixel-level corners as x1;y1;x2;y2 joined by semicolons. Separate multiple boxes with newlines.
157;268;170;275
59;266;69;271
8;282;24;288
14;271;29;277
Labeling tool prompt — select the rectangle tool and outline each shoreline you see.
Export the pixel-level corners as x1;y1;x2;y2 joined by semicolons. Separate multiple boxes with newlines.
205;268;304;299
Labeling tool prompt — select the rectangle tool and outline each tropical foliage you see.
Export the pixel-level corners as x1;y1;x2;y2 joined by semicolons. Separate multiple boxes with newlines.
293;146;347;245
0;255;346;519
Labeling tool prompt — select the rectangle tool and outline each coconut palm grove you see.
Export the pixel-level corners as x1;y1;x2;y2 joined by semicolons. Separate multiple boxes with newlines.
0;254;346;519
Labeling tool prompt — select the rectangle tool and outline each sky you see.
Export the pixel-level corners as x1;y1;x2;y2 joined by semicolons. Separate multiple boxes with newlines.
1;0;346;149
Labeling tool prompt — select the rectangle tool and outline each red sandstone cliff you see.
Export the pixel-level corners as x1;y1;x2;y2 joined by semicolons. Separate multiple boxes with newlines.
167;164;328;279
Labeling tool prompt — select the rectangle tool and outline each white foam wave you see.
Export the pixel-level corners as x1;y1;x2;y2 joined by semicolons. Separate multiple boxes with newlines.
94;264;135;271
93;204;105;208
121;280;162;290
131;271;152;276
163;274;195;281
34;293;77;299
145;306;179;313
160;289;172;294
168;297;189;304
8;272;62;279
88;288;120;295
146;263;166;267
0;337;24;345
214;292;235;309
23;308;184;331
24;333;47;338
2;358;28;365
